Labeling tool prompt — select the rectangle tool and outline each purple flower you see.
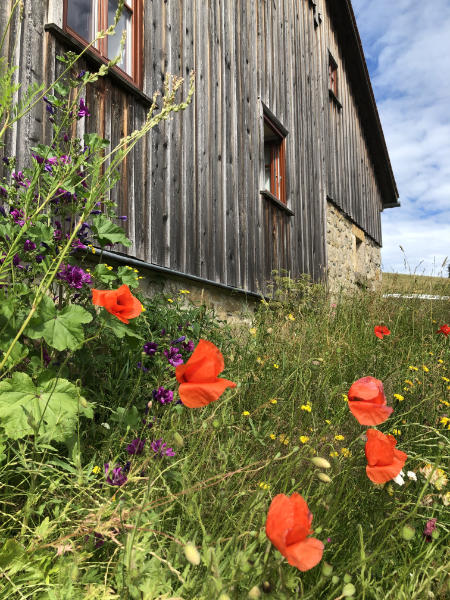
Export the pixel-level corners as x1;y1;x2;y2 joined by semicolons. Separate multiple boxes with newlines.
12;171;30;188
117;215;127;221
105;463;127;487
77;70;86;79
151;438;175;458
2;157;10;166
46;103;56;115
182;340;195;352
137;361;149;373
126;438;146;455
71;239;87;250
78;98;90;118
143;341;158;356
56;264;92;289
85;532;104;549
36;254;44;264
161;328;166;336
423;518;437;543
11;209;25;226
23;239;36;252
12;254;20;266
32;153;45;165
90;210;102;215
0;205;6;216
178;324;183;331
164;346;183;368
171;335;186;345
63;134;69;142
43;347;51;367
152;386;174;405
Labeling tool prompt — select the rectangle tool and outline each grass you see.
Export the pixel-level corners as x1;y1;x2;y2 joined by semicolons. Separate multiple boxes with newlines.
1;280;450;599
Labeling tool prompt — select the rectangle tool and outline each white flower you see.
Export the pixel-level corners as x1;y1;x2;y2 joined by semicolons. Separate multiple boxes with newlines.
101;423;110;430
393;472;405;486
407;471;417;481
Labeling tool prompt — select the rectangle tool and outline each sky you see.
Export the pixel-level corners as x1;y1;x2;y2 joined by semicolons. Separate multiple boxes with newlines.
351;0;450;276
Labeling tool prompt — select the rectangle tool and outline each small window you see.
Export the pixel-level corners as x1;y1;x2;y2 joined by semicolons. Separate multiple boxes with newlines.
264;116;286;204
329;53;338;97
64;0;142;87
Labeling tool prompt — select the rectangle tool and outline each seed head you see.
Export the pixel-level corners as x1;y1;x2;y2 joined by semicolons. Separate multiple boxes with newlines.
317;473;331;483
312;457;331;469
184;543;201;565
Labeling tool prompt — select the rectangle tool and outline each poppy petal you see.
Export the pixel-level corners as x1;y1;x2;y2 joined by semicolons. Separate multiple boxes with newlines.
365;429;396;466
348;401;393;425
178;378;237;408
123;295;143;319
190;339;224;375
285;493;313;546
92;288;113;306
348;377;386;406
266;494;293;552
366;453;407;483
284;537;324;572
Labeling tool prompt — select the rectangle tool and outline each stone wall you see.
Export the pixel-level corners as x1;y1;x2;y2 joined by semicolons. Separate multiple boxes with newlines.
326;201;382;293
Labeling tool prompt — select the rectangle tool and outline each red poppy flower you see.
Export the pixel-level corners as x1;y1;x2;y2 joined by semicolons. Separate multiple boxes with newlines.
437;324;450;338
374;326;391;339
92;284;142;324
348;376;393;426
365;429;407;483
175;339;236;408
265;493;324;572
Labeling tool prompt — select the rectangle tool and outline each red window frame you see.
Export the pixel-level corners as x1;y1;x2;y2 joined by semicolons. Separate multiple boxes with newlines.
264;115;286;204
329;54;338;97
63;0;143;89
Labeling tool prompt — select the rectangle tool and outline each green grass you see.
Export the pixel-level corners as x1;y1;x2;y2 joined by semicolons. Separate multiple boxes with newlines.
1;283;450;599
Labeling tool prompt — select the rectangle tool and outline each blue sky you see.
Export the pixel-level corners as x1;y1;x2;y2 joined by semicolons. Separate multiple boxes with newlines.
351;0;450;276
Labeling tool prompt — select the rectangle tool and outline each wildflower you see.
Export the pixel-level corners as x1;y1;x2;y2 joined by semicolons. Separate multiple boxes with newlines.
299;436;309;444
175;339;236;408
92;284;142;324
180;289;190;294
423;365;429;373
405;380;413;386
409;366;418;371
181;340;195;352
393;470;405;486
394;394;404;401
242;411;250;416
270;399;277;404
287;314;295;321
440;417;450;426
101;423;110;430
57;264;92;289
164;346;183;368
387;485;394;496
364;429;407;484
151;438;175;458
136;362;148;373
374;325;391;339
270;434;276;440
256;357;263;364
347;376;393;426
334;435;344;441
443;377;450;383
259;482;270;490
325;419;331;424
152;386;174;404
249;328;257;337
126;438;146;455
171;335;186;345
105;463;127;487
438;359;444;364
437;324;450;338
265;493;324;571
92;466;101;474
23;239;36;252
342;394;349;402
274;364;279;369
330;451;339;458
279;434;289;445
439;492;450;506
419;464;447;490
143;341;158;356
423;519;437;543
341;448;352;458
78;98;90;118
167;298;173;303
434;470;448;491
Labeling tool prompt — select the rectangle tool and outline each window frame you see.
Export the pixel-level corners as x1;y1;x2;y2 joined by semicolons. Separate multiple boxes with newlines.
263;114;287;206
328;53;338;97
63;0;143;89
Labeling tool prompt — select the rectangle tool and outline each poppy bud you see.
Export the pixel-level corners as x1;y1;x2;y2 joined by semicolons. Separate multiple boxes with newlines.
213;420;220;428
204;533;212;543
219;595;231;600
315;526;323;534
248;586;261;599
336;348;342;354
310;360;321;371
342;583;356;597
312;457;331;469
317;473;331;483
80;397;87;408
184;543;201;565
262;581;272;593
70;564;79;583
331;457;341;474
402;525;415;541
332;576;340;584
343;574;352;583
173;432;184;448
322;562;333;577
431;530;440;540
242;561;252;573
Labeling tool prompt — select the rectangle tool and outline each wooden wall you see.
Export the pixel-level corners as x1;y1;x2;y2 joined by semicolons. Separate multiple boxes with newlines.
0;0;391;294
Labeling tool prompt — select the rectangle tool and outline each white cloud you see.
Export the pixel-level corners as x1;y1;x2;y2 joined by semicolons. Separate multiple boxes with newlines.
351;0;450;276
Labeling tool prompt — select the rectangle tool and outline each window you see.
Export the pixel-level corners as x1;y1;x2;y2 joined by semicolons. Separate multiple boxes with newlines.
263;115;286;204
329;54;338;97
63;0;142;87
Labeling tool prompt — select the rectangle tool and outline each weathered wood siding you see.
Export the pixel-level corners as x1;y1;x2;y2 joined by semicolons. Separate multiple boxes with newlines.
0;0;392;294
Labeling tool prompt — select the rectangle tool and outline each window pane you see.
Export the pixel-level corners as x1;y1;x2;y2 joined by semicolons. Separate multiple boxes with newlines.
264;146;271;191
67;0;98;43
108;1;132;75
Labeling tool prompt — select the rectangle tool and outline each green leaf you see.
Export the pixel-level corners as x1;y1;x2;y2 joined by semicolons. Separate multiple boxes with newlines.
105;316;144;349
54;81;70;97
0;325;29;369
0;539;23;570
0;372;93;441
93;263;118;284
91;214;132;248
84;132;110;150
34;517;52;540
25;296;93;351
110;405;140;427
117;265;140;289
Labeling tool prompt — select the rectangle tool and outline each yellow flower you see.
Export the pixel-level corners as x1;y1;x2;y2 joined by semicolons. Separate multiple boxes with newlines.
432;320;437;323
287;314;295;321
112;495;116;501
92;466;101;475
325;419;331;424
249;328;257;337
256;357;263;364
301;403;312;412
138;276;143;279
330;451;339;458
387;485;394;496
92;247;95;254
259;482;270;490
141;305;146;312
438;359;444;364
335;435;345;441
126;265;133;270
409;366;418;371
299;436;310;444
440;417;450;426
422;365;429;373
86;269;90;272
441;400;450;407
405;380;413;386
107;266;113;271
180;290;190;294
392;429;401;435
342;394;349;402
269;434;276;440
167;299;173;303
270;399;277;405
133;269;139;273
394;394;404;401
274;364;279;369
242;411;250;416
429;352;434;356
341;448;352;458
443;377;450;383
279;434;289;445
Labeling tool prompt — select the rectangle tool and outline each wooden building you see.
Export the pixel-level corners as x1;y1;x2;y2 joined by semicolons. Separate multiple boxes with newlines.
0;0;399;302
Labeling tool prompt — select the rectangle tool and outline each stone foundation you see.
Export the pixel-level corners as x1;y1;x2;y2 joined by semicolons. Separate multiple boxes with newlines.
326;201;382;293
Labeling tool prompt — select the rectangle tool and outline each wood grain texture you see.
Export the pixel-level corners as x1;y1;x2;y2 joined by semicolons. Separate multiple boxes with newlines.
2;0;396;293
